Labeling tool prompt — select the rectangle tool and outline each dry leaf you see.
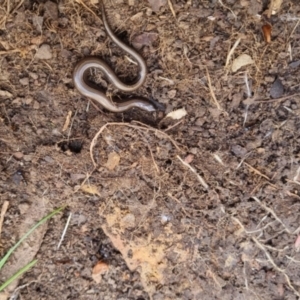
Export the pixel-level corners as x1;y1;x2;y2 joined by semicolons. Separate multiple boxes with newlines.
81;184;100;196
92;261;109;283
166;108;187;120
231;54;254;72
262;24;272;43
104;152;120;171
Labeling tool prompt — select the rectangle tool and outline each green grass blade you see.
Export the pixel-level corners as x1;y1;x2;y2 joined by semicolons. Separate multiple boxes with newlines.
0;206;64;270
0;259;37;292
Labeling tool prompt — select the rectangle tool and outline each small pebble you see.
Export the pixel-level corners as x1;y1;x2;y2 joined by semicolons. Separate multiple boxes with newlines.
270;78;284;99
19;77;29;85
289;60;300;68
13;152;23;160
231;145;247;157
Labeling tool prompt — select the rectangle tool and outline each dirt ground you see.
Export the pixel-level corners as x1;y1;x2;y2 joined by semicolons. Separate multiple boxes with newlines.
1;0;300;299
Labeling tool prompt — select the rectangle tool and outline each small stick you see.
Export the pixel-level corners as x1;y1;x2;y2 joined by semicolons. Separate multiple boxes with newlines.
167;0;176;17
218;0;237;19
252;196;292;234
57;212;72;250
177;155;208;189
243;162;270;181
75;0;99;20
67;109;78;142
136;131;160;174
90;122;182;167
0;201;9;240
243;72;251;127
232;216;276;234
0;49;22;55
252;236;300;297
164;120;184;132
205;67;222;110
167;192;191;217
62;111;72;132
288;17;300;41
233;216;299;297
225;38;240;67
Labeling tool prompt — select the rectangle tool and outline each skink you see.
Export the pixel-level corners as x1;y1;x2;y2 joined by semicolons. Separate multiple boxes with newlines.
73;4;159;112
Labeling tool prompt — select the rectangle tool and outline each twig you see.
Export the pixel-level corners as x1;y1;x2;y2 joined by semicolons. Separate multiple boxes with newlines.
293;166;300;183
218;0;237;19
0;49;22;55
90;122;182;167
205;67;222;110
167;192;191;217
252;196;292;234
167;0;176;17
252;236;300;297
286;256;300;264
75;0;99;20
176;155;208;189
243;162;270;181
136;131;160;174
57;212;72;250
62;111;72;132
164;120;184;132
67;109;78;141
225;38;240;67
213;153;225;166
10;281;37;300
233;217;300;297
243;72;251;127
125;55;138;66
0;0;25;28
243;262;249;290
0;201;9;240
232;216;276;235
236;152;252;169
288;17;300;41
